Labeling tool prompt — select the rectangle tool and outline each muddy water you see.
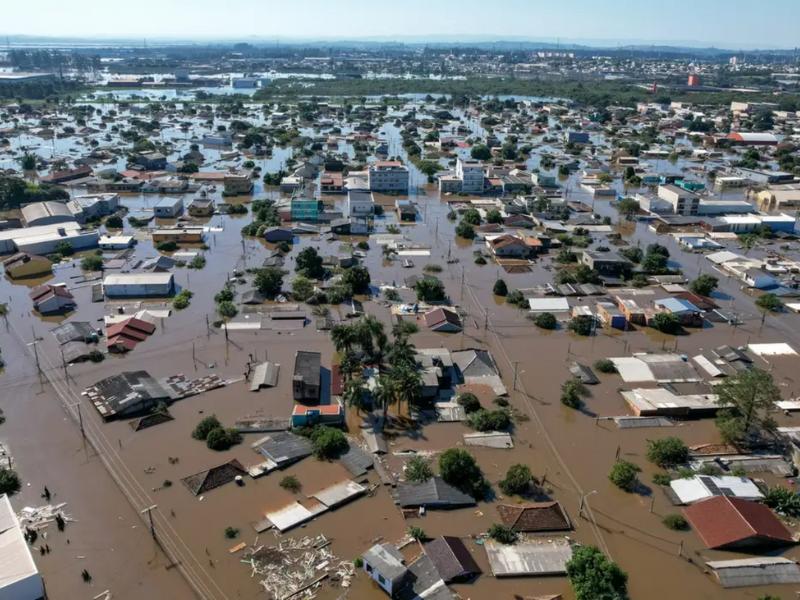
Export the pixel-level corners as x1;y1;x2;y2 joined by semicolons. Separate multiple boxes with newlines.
2;98;800;600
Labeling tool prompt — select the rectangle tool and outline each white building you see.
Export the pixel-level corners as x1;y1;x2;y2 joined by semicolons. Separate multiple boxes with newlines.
153;197;183;218
103;273;175;297
0;494;45;600
362;543;408;597
670;476;764;504
98;234;135;250
456;158;485;194
20;201;75;227
345;190;374;217
0;222;98;255
657;184;700;216
368;161;409;193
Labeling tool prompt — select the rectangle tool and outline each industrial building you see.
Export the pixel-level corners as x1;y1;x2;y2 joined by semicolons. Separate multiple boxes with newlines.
0;494;45;600
102;273;175;297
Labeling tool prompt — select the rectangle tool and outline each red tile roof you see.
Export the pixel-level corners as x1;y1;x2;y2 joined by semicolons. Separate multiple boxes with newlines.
683;496;794;550
497;502;572;532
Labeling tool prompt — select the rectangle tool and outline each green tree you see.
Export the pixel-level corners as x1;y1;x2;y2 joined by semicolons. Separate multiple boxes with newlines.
254;267;283;297
594;359;616;373
486;209;503;224
566;546;628;600
561;378;587;409
206;427;241;451
763;486;800;517
690;274;719;297
296;247;324;279
80;255;104;271
439;448;487;499
493;279;508;296
455;221;475;239
715;368;779;447
414;277;446;302
292;275;314;302
342;377;368;414
457;392;481;413
192;415;222;440
0;468;21;495
646;437;689;468
756;293;783;313
217;300;238;319
462;208;481;225
499;464;532;496
568;315;595;336
488;524;518;544
309;425;348;459
466;409;511;432
342;265;371;294
405;456;434;483
650;312;680;334
609;460;641;492
470;144;491;160
533;312;557;329
616;197;639;217
105;215;123;229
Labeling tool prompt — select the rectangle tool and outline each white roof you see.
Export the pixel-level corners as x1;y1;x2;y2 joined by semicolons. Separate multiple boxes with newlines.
103;273;174;286
706;250;741;265
528;297;569;312
670;475;763;504
0;495;41;591
747;343;797;357
0;221;82;243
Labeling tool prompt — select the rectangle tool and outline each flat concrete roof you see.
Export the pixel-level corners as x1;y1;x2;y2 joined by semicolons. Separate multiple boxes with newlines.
484;539;573;577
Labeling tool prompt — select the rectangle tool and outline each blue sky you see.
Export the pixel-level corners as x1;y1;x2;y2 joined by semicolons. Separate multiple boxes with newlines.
3;0;799;48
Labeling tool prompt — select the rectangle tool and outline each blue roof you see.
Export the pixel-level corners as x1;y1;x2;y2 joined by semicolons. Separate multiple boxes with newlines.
655;297;701;314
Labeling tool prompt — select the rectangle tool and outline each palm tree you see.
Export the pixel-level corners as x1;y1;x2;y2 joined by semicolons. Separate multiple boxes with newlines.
374;374;398;426
391;364;422;415
387;335;416;370
342;377;367;414
331;323;357;355
357;315;387;363
338;350;360;384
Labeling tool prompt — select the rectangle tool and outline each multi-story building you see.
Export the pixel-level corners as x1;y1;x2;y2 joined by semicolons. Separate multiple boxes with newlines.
657;184;700;216
290;198;323;222
456;158;485;194
346;190;374;217
368;161;409;193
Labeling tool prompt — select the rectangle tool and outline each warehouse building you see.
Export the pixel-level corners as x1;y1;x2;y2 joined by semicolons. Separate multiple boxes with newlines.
0;494;45;600
103;273;175;297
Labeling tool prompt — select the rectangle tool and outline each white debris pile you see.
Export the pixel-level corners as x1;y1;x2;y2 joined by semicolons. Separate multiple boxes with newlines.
17;503;72;530
242;533;355;600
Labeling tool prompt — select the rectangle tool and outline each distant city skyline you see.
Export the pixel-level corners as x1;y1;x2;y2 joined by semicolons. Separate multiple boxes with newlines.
3;0;799;50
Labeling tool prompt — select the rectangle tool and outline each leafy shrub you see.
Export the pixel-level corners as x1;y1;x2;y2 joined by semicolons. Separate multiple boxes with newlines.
439;448;488;499
593;359;616;373
533;311;557;329
609;460;641;491
457;392;481;414
279;475;301;493
499;464;532;496
646;437;689;468
662;514;689;531
192;415;222;440
488;524;518;544
467;409;511;432
405;456;434;483
309;425;348;459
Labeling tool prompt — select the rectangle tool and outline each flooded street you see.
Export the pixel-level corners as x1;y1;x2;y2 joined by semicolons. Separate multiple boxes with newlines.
2;90;800;600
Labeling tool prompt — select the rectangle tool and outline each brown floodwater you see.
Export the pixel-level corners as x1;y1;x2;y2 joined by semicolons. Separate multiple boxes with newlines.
2;98;800;600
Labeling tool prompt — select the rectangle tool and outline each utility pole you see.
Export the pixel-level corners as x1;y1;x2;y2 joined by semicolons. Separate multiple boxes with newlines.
512;361;519;391
141;505;157;539
31;326;41;374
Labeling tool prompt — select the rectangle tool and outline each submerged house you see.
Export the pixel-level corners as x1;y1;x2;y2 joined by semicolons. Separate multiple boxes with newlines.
292;351;321;402
29;283;75;314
